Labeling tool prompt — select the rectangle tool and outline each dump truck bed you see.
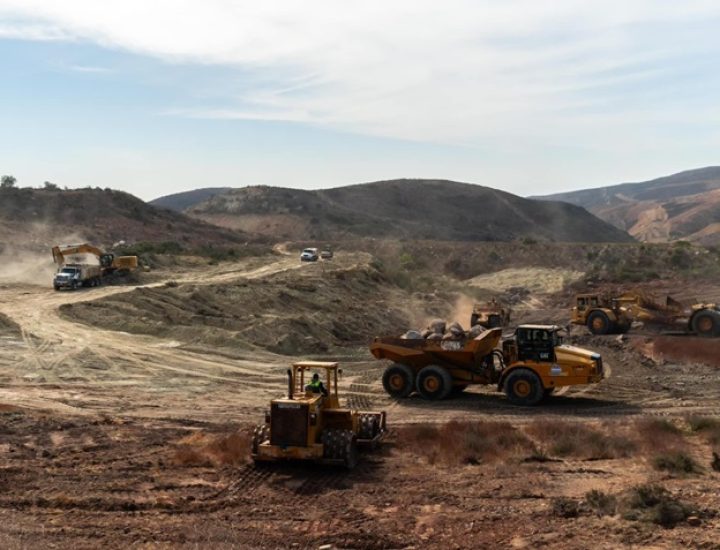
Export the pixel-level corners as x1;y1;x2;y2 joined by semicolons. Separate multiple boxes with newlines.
369;328;502;370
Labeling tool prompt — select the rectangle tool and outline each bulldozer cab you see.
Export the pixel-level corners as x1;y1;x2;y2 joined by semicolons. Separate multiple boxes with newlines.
290;361;341;409
514;325;561;362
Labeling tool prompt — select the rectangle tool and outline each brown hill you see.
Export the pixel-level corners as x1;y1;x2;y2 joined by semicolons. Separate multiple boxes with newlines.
184;179;632;243
0;187;252;251
537;167;720;245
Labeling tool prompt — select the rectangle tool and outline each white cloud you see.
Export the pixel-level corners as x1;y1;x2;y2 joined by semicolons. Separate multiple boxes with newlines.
1;0;720;150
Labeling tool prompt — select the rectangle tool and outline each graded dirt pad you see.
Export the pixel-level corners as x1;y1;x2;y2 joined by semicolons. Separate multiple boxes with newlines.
2;252;720;547
58;254;424;356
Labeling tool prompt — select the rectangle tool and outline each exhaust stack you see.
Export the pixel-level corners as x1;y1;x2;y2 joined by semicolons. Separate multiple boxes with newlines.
287;369;293;399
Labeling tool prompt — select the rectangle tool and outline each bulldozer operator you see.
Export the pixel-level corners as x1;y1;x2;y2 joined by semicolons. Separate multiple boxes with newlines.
305;373;329;396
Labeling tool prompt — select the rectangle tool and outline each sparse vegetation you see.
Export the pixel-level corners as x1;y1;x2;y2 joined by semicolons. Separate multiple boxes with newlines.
652;451;702;475
584;489;617;517
526;420;636;459
621;484;692;527
398;420;535;466
686;416;720;445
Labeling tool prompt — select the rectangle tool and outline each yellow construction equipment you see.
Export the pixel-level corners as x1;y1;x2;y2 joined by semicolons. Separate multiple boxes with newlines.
571;291;720;337
370;325;603;405
51;243;138;290
252;361;386;468
470;298;511;329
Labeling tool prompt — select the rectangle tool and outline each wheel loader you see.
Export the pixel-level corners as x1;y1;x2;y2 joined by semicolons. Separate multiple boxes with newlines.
370;325;603;406
470;299;511;329
252;361;386;469
571;291;720;337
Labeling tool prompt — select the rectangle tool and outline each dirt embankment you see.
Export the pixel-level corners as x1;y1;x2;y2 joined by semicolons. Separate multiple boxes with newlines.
0;311;19;335
59;262;438;355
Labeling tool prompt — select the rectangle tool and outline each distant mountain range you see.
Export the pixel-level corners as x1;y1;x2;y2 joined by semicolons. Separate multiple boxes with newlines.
152;179;633;243
537;167;720;245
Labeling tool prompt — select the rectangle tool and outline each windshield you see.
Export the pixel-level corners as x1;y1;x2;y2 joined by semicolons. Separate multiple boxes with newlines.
302;249;315;254
60;268;77;274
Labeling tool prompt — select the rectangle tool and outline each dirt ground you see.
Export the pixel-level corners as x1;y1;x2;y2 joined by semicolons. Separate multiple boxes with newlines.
2;251;720;548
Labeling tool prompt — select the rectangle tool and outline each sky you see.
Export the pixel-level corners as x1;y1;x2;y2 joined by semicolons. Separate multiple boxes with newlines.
1;1;720;201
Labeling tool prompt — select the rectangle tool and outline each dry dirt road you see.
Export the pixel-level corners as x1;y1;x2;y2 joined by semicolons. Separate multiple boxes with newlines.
2;254;720;549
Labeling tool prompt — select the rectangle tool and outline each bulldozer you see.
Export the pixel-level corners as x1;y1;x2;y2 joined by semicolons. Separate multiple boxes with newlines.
252;361;386;468
571;291;720;337
470;298;511;329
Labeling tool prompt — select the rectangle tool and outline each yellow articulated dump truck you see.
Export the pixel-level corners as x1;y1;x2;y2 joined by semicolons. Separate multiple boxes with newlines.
370;325;603;406
252;361;386;469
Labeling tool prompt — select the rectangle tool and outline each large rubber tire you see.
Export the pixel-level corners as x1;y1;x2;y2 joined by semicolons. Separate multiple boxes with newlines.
382;363;415;398
470;313;479;327
251;424;269;454
504;368;544;406
692;310;720;337
416;365;453;400
487;314;502;328
587;311;611;335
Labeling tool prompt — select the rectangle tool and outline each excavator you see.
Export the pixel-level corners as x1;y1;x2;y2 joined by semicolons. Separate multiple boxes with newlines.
51;243;138;290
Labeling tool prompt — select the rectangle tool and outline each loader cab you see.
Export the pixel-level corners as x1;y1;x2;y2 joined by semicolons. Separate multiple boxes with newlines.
514;325;561;362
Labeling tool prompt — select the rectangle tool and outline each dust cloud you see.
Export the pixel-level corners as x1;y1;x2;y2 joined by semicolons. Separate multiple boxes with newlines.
0;247;56;285
0;228;90;286
449;294;477;329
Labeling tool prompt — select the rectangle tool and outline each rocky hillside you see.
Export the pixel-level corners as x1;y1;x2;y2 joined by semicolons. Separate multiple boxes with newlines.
150;187;232;212
537;167;720;245
182;179;633;243
0;187;252;250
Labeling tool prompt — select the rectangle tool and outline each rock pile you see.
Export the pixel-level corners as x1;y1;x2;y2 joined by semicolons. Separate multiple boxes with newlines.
401;318;487;341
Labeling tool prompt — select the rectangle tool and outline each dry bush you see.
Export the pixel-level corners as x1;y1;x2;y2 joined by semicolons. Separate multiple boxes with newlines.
174;430;250;466
584;489;617;517
634;418;687;454
687;416;720;445
526;420;636;459
398;420;535;466
652;451;702;476
552;497;580;518
653;338;720;368
621;484;692;528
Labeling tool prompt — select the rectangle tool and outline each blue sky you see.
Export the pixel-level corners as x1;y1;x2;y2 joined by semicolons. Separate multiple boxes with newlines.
1;1;720;201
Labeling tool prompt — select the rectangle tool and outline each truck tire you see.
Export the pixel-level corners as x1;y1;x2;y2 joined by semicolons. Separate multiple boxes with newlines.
382;363;415;398
504;368;544;406
691;310;720;337
587;311;611;335
470;313;479;327
416;365;453;400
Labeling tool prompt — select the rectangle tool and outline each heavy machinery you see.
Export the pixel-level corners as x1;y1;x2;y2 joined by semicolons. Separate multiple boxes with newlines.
252;361;386;468
370;325;603;406
470;299;511;329
53;264;103;290
571;291;720;337
51;243;138;290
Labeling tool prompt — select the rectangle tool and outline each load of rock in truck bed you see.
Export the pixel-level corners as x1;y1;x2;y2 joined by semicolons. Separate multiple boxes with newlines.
400;318;487;342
